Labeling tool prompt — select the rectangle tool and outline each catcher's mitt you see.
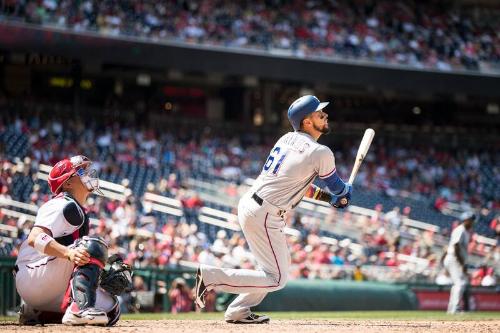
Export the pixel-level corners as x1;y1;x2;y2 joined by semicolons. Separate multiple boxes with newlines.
99;254;133;295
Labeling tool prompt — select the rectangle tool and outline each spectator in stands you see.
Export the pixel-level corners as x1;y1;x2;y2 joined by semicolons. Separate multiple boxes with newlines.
3;0;500;72
481;267;497;287
384;248;400;267
352;265;365;282
168;277;193;313
490;215;500;238
330;248;346;266
470;265;488;286
132;275;147;290
182;192;204;210
434;196;448;213
211;230;229;255
385;207;402;229
197;244;220;267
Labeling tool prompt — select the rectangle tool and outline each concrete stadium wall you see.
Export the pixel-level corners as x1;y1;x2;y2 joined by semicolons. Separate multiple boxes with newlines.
220;280;419;311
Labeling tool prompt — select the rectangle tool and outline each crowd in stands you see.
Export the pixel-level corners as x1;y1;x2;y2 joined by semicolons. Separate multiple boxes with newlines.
1;115;498;265
1;105;499;311
2;110;499;214
334;139;500;214
1;0;500;72
2;153;497;282
0;158;440;274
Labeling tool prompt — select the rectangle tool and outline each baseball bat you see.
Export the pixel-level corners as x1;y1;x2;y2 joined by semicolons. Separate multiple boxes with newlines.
348;128;375;184
338;128;374;206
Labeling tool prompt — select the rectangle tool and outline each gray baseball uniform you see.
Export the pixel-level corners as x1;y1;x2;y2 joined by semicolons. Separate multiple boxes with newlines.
200;131;337;321
443;224;470;314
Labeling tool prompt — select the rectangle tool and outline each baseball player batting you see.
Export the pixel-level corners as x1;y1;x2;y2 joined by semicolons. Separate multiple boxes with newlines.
195;95;352;323
15;155;132;326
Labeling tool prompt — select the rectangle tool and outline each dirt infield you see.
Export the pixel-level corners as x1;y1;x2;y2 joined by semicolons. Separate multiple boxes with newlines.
1;319;499;333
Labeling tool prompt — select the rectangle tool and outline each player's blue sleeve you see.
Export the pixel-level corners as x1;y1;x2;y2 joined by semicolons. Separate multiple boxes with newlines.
322;171;349;196
314;145;349;195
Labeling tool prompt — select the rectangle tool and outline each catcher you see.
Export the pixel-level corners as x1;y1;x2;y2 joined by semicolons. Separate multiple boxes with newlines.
15;155;133;326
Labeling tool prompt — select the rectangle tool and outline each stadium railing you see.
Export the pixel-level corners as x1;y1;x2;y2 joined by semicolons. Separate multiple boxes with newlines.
11;161;500;256
2;164;496;276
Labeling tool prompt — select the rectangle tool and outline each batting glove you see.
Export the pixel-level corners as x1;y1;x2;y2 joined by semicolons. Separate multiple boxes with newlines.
330;183;352;209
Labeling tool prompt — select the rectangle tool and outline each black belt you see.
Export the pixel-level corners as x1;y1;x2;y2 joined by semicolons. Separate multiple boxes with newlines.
252;193;264;206
252;193;286;217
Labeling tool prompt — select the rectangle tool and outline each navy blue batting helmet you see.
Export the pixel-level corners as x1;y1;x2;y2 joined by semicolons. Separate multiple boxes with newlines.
287;95;329;131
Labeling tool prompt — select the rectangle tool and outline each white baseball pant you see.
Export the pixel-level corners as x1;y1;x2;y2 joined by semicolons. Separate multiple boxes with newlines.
200;192;290;321
443;254;467;313
15;255;115;313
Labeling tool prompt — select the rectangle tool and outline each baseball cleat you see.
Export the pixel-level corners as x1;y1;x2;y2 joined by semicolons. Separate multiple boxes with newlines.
18;303;42;326
62;303;108;326
226;313;270;324
194;267;207;309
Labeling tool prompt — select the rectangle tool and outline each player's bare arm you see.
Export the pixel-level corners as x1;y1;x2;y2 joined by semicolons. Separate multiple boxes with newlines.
27;225;90;266
305;184;349;205
305;184;332;202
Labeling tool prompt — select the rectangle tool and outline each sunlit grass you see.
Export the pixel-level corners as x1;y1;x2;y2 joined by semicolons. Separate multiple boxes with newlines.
2;311;499;323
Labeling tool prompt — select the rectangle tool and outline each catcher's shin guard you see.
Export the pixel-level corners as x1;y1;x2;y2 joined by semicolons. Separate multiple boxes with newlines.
62;237;109;326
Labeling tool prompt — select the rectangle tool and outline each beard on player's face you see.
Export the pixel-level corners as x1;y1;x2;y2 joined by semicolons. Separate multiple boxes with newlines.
313;121;331;135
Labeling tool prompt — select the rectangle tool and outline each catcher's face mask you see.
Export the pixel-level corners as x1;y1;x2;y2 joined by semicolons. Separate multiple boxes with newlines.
71;156;103;195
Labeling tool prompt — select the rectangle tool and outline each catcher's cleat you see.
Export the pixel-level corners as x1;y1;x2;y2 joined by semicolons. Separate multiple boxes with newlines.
226;313;270;324
194;267;207;309
18;301;65;325
18;303;42;326
62;303;108;326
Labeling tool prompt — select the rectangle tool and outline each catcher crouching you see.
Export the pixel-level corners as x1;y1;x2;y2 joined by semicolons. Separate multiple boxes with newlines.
14;155;133;326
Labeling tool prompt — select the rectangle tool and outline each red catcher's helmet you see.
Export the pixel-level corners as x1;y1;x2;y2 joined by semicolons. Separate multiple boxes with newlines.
48;155;92;194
